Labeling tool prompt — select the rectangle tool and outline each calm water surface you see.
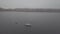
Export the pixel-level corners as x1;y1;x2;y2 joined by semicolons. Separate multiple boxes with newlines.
0;12;60;34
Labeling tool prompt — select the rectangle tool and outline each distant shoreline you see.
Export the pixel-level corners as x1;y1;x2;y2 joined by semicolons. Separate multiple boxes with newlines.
0;11;60;13
0;8;60;12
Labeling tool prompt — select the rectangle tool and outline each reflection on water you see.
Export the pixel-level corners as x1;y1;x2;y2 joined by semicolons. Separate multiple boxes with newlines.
24;23;32;32
0;12;60;34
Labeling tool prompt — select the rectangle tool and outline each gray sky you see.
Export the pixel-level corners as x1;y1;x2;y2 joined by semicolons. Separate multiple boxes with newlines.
0;0;60;9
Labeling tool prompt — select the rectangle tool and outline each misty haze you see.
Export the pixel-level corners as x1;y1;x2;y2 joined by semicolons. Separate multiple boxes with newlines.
0;0;60;34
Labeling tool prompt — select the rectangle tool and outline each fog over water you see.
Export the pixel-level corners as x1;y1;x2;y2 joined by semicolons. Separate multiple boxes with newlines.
0;12;60;34
0;0;60;34
0;0;60;9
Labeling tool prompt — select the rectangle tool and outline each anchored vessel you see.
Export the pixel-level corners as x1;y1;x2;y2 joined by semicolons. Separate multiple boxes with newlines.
24;24;32;32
